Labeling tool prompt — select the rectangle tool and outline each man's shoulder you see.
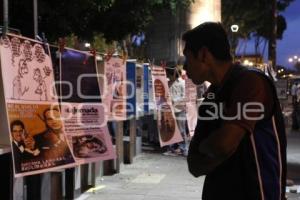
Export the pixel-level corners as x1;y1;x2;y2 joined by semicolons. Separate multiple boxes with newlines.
229;66;273;89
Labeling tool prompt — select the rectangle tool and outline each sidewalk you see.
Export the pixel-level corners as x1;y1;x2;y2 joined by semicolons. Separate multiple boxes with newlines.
74;130;300;200
77;153;204;200
287;130;300;182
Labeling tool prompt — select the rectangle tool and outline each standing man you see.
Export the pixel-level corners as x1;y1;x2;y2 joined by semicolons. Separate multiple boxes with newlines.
183;22;286;200
170;69;189;156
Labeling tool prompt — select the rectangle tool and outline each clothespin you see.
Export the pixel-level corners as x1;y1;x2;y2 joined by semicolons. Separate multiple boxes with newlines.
58;37;66;53
82;48;96;65
160;60;167;71
104;49;114;62
90;48;96;57
148;59;154;71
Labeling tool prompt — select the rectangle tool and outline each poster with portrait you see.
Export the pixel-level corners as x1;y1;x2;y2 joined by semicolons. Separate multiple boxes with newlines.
103;57;127;120
53;48;115;163
0;34;76;177
6;102;75;177
151;65;183;146
185;78;198;137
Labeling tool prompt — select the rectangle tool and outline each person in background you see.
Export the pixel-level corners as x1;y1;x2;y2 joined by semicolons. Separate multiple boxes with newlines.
169;69;189;156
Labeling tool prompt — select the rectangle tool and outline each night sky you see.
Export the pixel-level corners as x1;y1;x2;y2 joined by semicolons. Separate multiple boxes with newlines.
236;1;300;69
278;0;300;69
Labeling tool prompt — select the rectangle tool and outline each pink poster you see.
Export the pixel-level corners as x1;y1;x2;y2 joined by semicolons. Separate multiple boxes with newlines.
0;34;76;177
151;66;183;147
185;78;198;137
103;57;127;121
61;103;115;164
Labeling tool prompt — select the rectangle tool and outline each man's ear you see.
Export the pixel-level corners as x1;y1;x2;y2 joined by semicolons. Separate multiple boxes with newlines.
197;47;208;62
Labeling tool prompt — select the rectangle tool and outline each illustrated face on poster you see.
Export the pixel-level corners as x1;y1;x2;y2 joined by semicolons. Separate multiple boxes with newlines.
0;35;56;102
7;102;75;176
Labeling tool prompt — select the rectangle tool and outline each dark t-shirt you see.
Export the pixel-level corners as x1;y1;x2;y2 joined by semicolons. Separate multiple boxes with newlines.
190;65;286;200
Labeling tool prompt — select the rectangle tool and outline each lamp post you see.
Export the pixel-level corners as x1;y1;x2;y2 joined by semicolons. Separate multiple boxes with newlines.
3;0;8;35
33;0;38;37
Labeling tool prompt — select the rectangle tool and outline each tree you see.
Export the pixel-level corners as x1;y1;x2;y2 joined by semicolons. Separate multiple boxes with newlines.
3;0;193;43
222;0;294;65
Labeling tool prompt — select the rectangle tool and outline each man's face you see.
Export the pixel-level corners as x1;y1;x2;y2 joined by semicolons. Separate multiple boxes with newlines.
183;47;209;85
12;125;24;142
45;110;62;131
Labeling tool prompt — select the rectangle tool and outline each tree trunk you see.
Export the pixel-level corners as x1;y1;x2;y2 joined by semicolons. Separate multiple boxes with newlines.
268;0;277;70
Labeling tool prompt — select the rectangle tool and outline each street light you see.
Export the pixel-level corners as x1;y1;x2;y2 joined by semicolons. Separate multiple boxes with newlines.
85;43;91;48
231;24;239;33
288;55;300;64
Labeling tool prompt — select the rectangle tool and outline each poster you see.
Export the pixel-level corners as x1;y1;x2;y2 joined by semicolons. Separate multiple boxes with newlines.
275;79;288;99
126;61;136;118
151;65;183;146
136;64;144;117
53;48;115;164
143;64;150;113
103;57;127;120
0;34;76;177
185;78;198;137
7;102;75;176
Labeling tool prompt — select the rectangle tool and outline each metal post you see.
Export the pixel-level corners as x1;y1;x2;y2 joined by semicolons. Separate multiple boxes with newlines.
33;0;38;37
3;0;9;35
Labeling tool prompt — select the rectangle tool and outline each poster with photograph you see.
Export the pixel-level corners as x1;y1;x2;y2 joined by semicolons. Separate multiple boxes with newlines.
53;48;116;163
0;34;76;177
185;78;198;137
7;101;75;177
103;57;127;120
151;66;182;146
61;103;115;163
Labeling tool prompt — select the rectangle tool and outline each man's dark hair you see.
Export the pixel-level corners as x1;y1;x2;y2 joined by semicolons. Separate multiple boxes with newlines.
10;120;25;132
182;22;232;61
43;107;60;120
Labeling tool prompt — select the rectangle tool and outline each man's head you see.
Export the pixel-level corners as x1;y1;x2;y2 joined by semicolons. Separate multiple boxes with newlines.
43;107;63;132
182;22;232;84
11;120;25;143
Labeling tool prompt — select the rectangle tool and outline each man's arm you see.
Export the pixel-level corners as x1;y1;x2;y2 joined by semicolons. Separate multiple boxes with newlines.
187;123;246;177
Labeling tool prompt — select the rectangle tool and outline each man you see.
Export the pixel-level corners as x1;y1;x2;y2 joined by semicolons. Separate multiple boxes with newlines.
169;69;189;156
11;120;26;172
183;22;286;200
35;107;74;164
10;120;40;173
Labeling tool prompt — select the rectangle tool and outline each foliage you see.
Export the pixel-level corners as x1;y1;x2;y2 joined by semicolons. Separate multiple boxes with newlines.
4;0;193;42
222;0;293;40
